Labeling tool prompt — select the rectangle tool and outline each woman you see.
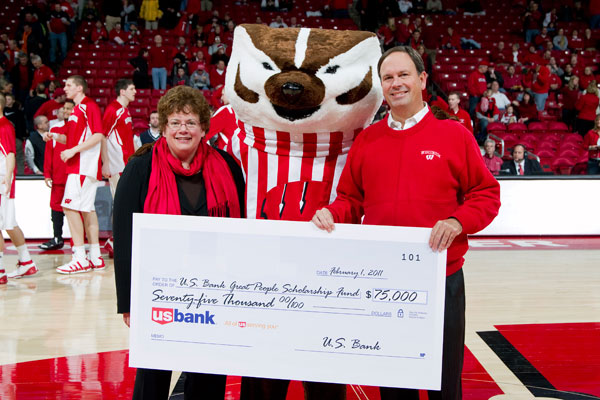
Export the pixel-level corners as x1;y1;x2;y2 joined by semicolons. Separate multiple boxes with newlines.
114;86;245;400
130;48;150;89
517;92;538;124
575;82;600;137
583;115;600;175
560;76;579;130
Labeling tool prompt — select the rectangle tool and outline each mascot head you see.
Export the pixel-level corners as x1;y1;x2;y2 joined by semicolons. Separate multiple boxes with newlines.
225;24;383;134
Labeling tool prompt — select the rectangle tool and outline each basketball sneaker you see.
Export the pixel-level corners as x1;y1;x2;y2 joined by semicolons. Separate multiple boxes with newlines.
7;260;39;278
56;258;91;274
0;269;6;284
104;237;114;259
39;237;65;250
90;256;106;270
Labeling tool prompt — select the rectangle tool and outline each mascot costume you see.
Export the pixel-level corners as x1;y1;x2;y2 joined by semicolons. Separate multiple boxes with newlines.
224;24;383;399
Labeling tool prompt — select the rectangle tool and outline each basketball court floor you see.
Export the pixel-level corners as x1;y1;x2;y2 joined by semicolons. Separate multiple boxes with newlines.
1;237;599;399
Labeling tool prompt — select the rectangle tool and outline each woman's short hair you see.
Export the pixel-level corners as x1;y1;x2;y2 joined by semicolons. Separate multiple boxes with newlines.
157;86;211;132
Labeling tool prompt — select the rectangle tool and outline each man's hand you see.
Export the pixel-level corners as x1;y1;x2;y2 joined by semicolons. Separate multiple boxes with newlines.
123;313;130;327
312;208;335;233
429;218;463;252
44;178;53;188
102;163;111;179
60;148;76;162
42;132;53;142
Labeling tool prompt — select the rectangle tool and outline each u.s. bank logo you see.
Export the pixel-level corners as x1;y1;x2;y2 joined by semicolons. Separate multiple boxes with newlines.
151;307;216;325
421;150;441;160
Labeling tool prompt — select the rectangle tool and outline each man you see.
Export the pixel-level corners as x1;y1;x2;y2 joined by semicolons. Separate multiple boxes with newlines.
447;91;472;132
149;35;173;90
490;81;511;111
209;60;227;90
482;138;503;175
312;46;501;400
47;2;70;65
25;115;48;175
0;93;38;284
9;53;33;105
103;79;136;196
53;76;106;273
30;55;56;98
40;100;74;251
134;110;160;149
34;87;66;126
501;144;543;175
475;89;500;142
467;60;488;118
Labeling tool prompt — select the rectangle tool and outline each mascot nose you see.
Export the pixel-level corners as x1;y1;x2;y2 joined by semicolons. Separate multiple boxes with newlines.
282;82;304;100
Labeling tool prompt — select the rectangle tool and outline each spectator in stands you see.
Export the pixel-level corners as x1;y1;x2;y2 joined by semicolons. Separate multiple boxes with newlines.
409;30;424;50
483;139;503;175
25;84;48;130
552;28;568;50
47;80;62;100
523;2;542;43
501;144;543;175
175;36;191;59
447;91;473;132
34;87;65;125
189;50;208;74
568;54;584;76
121;0;137;31
40;101;73;251
104;0;123;31
127;22;141;45
18;23;43;60
441;26;460;49
47;2;70;66
377;19;396;51
109;22;129;45
523;45;544;66
130;48;150;89
209;60;226;90
9;53;33;105
190;64;210;90
560;76;579;130
579;67;596;92
571;0;586;21
0;93;38;283
490;81;511;110
534;27;551;49
269;15;288;28
91;19;109;44
82;0;100;21
486;64;504;89
396;16;414;45
583;28;598;51
262;0;280;11
210;45;230;66
468;60;488;118
173;67;190;87
140;0;162;31
476;89;500;141
416;45;430;73
289;16;301;28
510;43;522;65
30;56;55;98
426;0;443;12
501;104;517;124
208;36;226;56
543;7;557;28
25;115;47;175
548;57;563;77
490;41;509;65
398;0;413;13
134;110;160;149
575;83;600;137
562;64;575;85
149;35;173;90
504;65;524;95
583;114;600;175
516;92;538;124
568;29;583;50
531;64;550;111
191;38;210;63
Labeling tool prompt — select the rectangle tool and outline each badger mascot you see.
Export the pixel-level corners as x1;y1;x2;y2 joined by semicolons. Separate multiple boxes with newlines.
224;24;383;399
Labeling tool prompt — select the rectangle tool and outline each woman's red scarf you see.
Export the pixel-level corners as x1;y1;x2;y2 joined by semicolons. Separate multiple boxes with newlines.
144;136;240;217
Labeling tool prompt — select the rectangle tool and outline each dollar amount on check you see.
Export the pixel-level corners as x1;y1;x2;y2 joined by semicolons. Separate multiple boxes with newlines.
129;215;447;390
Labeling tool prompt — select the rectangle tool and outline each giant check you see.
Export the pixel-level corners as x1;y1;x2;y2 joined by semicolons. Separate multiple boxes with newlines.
130;214;447;390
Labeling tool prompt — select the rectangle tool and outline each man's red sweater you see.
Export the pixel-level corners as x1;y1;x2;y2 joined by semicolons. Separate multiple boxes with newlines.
326;111;501;275
449;107;473;132
31;65;55;91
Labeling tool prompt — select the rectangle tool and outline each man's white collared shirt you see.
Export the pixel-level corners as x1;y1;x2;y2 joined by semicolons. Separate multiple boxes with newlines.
387;103;430;131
